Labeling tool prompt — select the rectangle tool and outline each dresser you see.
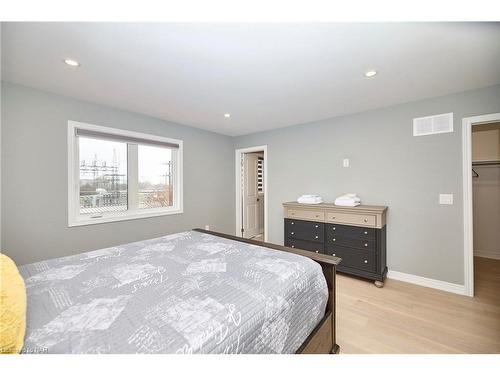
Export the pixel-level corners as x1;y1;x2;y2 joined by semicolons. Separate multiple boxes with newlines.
283;202;388;287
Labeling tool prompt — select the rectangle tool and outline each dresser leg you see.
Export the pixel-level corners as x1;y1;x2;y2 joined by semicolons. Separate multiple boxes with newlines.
374;280;384;288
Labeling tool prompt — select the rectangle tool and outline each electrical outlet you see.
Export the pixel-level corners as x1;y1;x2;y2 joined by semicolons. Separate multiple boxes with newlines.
204;224;210;230
439;194;453;205
343;158;350;168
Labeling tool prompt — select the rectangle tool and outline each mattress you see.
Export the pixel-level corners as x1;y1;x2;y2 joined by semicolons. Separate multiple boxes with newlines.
19;230;328;354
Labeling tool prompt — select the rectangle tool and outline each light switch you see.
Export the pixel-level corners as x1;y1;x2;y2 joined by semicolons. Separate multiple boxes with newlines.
439;194;453;205
343;158;350;168
205;224;210;230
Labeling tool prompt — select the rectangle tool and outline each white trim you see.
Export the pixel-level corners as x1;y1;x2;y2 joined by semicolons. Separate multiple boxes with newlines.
69;208;185;227
235;145;268;242
67;120;183;227
387;270;467;296
462;113;500;297
127;144;139;211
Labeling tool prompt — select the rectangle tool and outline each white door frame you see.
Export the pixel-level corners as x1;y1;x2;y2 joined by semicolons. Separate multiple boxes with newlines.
462;112;500;297
235;145;268;242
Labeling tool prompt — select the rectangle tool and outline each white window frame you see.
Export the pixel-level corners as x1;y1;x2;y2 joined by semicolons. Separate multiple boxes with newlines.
68;120;183;227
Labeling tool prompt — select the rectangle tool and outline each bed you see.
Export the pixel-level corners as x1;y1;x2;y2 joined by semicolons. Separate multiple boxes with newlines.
19;229;340;354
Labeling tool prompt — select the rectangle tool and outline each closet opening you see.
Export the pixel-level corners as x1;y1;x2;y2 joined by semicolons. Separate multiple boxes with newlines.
463;113;500;297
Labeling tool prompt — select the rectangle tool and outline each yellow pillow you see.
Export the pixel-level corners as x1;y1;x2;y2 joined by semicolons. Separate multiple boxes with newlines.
0;253;27;354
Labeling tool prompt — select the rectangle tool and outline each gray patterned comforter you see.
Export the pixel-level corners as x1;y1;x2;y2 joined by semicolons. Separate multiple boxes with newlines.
19;230;328;354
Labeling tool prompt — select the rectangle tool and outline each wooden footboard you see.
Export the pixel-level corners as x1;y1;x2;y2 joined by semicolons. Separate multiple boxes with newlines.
193;228;341;354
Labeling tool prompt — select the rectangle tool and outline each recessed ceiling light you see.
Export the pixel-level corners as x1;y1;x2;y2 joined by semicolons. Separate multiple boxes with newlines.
364;70;377;78
63;59;80;67
224;113;231;118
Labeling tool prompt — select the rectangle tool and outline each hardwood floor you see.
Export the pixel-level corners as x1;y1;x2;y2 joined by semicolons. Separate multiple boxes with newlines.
336;256;500;353
251;233;264;242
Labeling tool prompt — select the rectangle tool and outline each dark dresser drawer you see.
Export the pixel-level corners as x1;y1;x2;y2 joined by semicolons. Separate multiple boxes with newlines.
326;223;376;239
325;245;376;272
326;232;376;251
283;205;387;286
285;218;324;243
285;238;324;254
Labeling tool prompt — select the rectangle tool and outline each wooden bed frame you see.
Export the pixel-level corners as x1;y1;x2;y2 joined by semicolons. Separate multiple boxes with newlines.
193;228;341;354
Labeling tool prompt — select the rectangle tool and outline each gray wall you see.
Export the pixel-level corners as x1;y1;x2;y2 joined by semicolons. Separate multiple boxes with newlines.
1;82;235;265
234;85;500;285
2;81;500;284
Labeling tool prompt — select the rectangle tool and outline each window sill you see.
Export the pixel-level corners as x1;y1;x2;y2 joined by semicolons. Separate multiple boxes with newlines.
68;207;183;227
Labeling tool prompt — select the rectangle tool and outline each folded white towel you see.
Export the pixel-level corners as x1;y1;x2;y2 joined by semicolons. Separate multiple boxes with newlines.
335;197;360;203
297;194;323;204
335;193;361;206
334;199;360;207
298;197;323;204
339;193;358;199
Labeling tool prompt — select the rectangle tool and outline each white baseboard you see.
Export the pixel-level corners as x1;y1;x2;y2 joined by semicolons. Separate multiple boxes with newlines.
387;270;467;296
474;250;500;261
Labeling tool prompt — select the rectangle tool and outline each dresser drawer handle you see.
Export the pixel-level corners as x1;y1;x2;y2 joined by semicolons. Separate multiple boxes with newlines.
332;238;336;242
332;253;336;256
332;216;336;219
291;213;295;216
315;250;319;253
315;225;319;228
364;260;368;263
315;214;320;218
364;231;368;235
291;222;294;225
291;245;295;248
332;227;336;230
364;243;368;247
291;232;294;235
315;235;319;239
364;219;368;223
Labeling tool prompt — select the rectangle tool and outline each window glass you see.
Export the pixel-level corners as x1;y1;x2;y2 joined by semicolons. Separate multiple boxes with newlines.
138;144;173;209
79;137;128;215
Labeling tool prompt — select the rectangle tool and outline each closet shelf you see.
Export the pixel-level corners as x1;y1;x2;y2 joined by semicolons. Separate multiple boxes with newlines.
472;160;500;166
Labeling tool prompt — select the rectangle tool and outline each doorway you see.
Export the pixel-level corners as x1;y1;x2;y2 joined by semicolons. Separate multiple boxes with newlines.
235;146;268;242
462;113;500;297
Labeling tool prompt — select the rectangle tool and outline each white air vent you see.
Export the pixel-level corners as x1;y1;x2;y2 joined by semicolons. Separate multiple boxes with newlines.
413;113;453;136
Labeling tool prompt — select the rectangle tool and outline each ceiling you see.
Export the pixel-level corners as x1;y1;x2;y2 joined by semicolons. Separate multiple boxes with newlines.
2;22;499;136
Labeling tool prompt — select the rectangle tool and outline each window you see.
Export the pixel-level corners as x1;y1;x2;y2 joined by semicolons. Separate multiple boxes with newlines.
138;144;173;209
79;137;128;215
257;156;264;193
68;121;183;226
